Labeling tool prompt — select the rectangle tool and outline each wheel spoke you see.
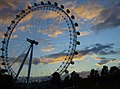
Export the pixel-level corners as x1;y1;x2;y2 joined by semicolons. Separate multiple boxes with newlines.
0;2;78;84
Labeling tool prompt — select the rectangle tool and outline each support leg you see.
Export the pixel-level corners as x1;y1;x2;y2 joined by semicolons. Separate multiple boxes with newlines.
15;45;31;79
26;45;33;89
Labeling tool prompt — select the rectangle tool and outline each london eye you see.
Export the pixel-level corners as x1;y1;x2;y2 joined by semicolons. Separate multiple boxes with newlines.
0;1;80;88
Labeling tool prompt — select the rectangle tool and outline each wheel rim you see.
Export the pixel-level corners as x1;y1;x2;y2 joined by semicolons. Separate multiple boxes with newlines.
0;2;79;82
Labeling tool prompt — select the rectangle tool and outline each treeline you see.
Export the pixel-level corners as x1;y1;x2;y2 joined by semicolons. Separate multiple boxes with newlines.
0;65;120;89
47;65;120;89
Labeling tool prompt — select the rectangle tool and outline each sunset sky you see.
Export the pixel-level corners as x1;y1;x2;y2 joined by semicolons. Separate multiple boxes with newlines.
0;0;120;78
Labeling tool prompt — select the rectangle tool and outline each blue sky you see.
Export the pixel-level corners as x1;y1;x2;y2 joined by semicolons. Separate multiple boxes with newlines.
0;0;120;78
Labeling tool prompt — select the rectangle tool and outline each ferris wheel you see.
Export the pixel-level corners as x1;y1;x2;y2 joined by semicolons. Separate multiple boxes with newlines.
0;1;80;87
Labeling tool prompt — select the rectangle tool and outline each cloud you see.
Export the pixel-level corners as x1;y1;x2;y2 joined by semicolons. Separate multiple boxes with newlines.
41;45;55;52
0;31;4;38
39;11;59;19
29;56;65;65
1;42;118;66
99;50;120;55
16;24;32;32
48;30;63;38
0;0;74;25
62;0;120;31
17;26;25;31
42;50;90;63
10;35;18;39
74;0;120;31
45;50;66;59
32;58;41;65
37;25;65;38
73;53;90;61
0;0;30;24
42;50;89;63
80;31;91;36
91;54;102;60
73;43;120;61
73;0;102;21
61;0;77;13
0;31;18;38
6;54;39;66
2;50;67;66
92;1;120;30
20;13;33;23
1;0;119;32
32;50;68;64
79;43;114;55
95;60;110;66
41;43;118;63
95;57;116;66
112;59;120;63
51;56;66;63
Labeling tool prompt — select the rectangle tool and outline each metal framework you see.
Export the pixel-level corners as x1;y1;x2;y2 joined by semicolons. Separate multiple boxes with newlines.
0;1;80;88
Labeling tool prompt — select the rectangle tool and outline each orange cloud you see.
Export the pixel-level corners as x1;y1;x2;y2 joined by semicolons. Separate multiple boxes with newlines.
18;26;25;31
73;53;90;61
10;35;18;39
95;63;102;67
111;59;120;63
20;13;33;23
0;31;18;38
14;24;32;32
90;54;102;60
80;31;91;36
37;25;65;38
40;11;59;19
73;2;102;21
43;53;89;64
41;45;55;52
94;57;104;60
49;56;65;63
35;11;64;23
0;31;4;38
48;30;63;37
43;53;90;64
37;55;68;64
3;51;92;66
7;0;17;10
0;0;30;24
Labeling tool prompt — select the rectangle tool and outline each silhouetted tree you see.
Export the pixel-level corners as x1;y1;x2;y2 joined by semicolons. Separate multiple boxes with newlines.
89;69;95;78
94;70;100;78
63;75;70;87
110;66;120;77
69;71;81;86
52;72;61;84
101;65;109;77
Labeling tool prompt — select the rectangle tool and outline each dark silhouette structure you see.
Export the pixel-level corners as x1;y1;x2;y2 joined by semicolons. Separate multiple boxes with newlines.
0;65;120;89
0;68;15;89
101;65;109;77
